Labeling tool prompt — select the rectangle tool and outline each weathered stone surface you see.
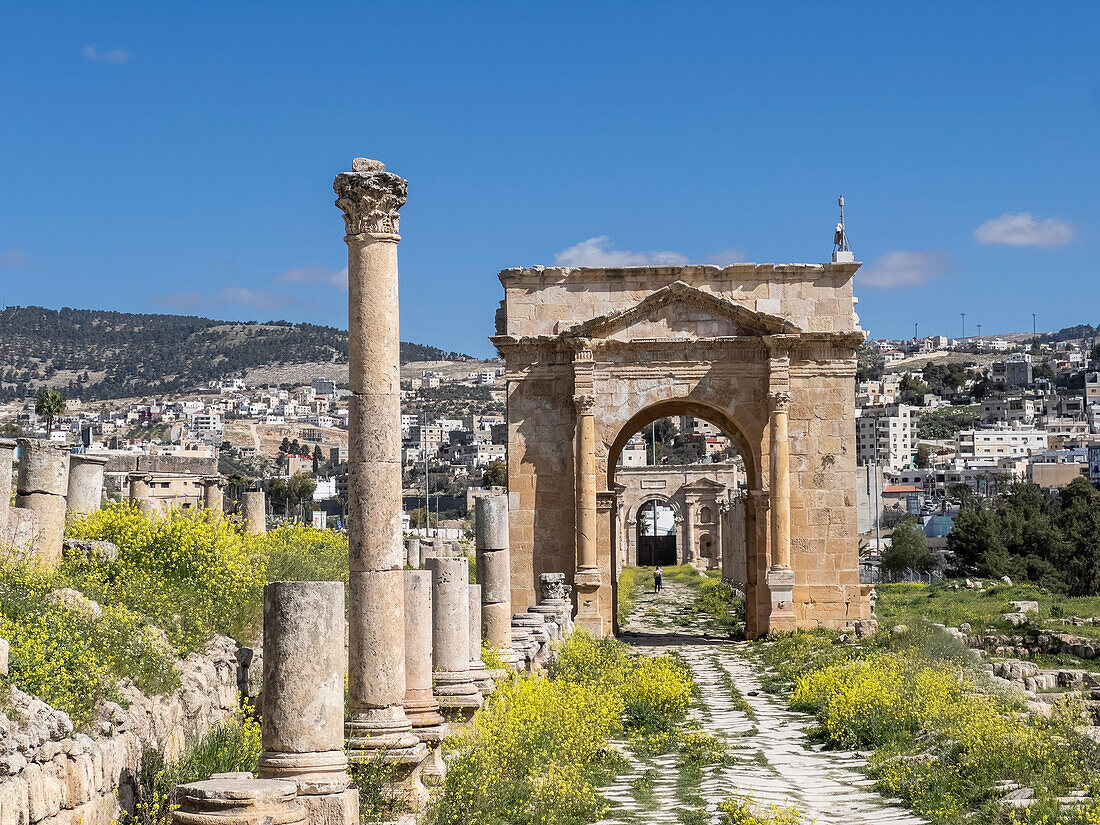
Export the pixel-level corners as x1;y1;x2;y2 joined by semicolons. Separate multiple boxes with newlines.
426;557;480;710
242;492;266;535
403;570;444;729
404;538;421;569
172;777;306;824
66;454;108;516
62;538;119;563
0;636;248;825
0;439;17;530
474;495;509;551
15;439;70;565
260;581;349;798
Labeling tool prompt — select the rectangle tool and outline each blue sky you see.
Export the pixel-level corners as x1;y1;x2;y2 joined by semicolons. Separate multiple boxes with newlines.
1;2;1098;357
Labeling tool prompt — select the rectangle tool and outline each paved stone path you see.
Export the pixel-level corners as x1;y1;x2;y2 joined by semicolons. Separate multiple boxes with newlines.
596;579;925;825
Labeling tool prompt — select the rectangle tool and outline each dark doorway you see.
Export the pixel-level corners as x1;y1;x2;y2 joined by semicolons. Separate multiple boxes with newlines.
638;534;677;566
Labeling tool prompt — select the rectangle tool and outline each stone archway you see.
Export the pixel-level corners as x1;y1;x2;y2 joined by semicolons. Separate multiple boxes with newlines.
492;264;870;639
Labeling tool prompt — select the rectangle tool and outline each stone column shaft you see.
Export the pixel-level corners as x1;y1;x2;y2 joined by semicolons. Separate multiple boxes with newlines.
259;581;357;824
335;157;421;759
403;570;445;729
474;494;517;665
574;397;597;571
16;439;70;565
66;454;108;517
243;491;267;535
202;476;225;514
573;395;603;637
769;393;791;569
766;391;796;631
426;556;481;712
0;439;15;531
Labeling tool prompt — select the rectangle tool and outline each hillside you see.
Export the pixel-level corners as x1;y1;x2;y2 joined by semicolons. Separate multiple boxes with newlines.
0;306;470;401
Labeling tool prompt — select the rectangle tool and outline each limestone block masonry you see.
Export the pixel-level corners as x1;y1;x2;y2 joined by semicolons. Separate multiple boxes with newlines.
259;581;358;825
0;439;15;532
334;157;424;763
0;636;249;825
15;438;71;566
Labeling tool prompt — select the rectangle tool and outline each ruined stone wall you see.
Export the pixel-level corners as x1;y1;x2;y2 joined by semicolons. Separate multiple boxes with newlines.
0;636;250;825
497;264;860;338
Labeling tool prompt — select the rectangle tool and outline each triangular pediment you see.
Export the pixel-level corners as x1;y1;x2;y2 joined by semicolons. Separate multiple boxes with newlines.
681;477;728;490
561;281;800;342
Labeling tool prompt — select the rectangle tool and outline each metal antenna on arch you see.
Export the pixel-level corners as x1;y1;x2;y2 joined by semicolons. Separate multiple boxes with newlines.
832;196;854;262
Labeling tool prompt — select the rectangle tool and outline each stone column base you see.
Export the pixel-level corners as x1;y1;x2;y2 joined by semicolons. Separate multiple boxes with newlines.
258;751;350;796
345;710;426;764
403;688;445;728
573;568;603;638
172;777;307;825
766;566;797;633
433;671;484;717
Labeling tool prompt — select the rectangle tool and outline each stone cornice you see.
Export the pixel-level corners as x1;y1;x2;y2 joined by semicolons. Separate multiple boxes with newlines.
334;159;408;237
496;262;861;286
491;330;864;357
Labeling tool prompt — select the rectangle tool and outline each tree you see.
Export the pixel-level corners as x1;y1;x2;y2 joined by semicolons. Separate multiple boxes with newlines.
899;373;930;406
915;443;933;469
312;445;323;473
35;387;66;434
946;504;1005;577
482;460;507;488
881;518;932;574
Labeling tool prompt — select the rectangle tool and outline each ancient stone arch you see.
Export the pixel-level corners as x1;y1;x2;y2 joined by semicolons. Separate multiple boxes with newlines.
492;263;870;638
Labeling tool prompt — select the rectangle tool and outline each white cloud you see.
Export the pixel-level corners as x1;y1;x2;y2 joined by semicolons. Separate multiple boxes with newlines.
973;212;1075;247
859;250;949;289
82;44;131;64
276;265;347;291
218;287;294;311
554;236;689;267
0;249;27;267
702;248;748;266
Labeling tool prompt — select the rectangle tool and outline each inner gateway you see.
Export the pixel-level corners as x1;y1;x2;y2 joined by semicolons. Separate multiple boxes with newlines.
615;415;747;582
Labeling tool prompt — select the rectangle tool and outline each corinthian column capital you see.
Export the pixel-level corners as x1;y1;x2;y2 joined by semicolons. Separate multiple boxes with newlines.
573;394;596;414
769;391;792;413
334;158;408;238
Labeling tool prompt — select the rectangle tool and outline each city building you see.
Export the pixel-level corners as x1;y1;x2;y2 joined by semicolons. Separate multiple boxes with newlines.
856;404;913;469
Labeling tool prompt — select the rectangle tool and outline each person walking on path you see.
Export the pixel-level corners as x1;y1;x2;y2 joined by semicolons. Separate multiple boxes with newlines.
654;566;663;593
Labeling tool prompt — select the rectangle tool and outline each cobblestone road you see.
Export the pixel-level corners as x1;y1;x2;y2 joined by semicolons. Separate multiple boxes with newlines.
595;579;925;825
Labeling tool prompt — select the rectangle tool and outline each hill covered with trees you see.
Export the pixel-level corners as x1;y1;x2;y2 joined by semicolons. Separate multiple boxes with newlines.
0;306;469;401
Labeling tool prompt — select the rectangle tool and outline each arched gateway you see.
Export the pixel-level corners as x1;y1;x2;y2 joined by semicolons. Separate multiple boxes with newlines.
491;264;871;638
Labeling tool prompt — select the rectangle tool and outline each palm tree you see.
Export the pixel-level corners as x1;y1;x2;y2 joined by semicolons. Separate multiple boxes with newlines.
35;388;66;435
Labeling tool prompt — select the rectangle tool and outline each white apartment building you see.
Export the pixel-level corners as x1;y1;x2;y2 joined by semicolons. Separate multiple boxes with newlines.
190;413;223;434
956;426;1047;458
856;404;913;469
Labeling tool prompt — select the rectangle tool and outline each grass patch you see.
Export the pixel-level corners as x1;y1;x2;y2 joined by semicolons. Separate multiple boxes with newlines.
877;580;1100;639
618;565;745;636
709;654;756;720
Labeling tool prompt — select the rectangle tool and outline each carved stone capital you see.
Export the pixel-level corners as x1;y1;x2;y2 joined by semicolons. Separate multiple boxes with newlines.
573;394;596;414
769;391;792;413
333;159;407;237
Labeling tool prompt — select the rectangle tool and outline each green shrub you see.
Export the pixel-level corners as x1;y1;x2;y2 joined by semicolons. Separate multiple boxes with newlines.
0;562;178;728
249;523;349;585
66;503;266;652
718;796;802;825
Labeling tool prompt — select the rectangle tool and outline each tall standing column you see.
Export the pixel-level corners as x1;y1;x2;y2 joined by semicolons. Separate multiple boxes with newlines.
334;158;423;760
467;584;494;694
573;394;603;637
0;439;16;531
259;581;357;825
66;454;108;517
685;498;697;566
16;439;70;565
767;391;797;631
474;494;517;667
